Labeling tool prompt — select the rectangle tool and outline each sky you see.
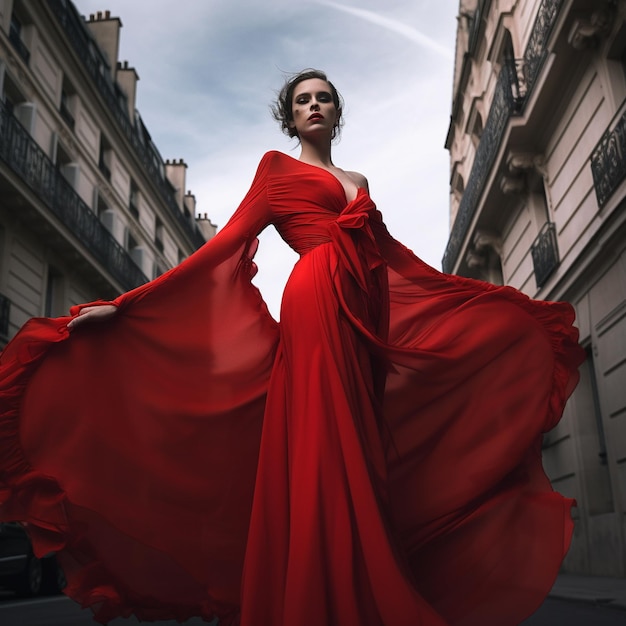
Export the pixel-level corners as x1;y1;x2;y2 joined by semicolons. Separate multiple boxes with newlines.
73;0;460;319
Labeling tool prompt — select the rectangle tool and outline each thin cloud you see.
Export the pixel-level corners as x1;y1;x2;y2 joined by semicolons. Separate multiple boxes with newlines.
316;0;453;60
72;0;457;318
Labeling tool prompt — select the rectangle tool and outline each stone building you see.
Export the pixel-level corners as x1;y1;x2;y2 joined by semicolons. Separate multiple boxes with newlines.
446;0;626;577
0;0;216;345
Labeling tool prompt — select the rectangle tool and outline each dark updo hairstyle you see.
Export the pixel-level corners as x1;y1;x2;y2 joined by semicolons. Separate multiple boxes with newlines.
271;69;344;141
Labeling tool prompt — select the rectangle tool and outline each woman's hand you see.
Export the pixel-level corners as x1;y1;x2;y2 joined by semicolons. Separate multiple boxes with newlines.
67;305;118;330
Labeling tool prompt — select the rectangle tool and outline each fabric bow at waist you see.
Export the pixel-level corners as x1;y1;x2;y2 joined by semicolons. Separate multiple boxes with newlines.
328;191;386;295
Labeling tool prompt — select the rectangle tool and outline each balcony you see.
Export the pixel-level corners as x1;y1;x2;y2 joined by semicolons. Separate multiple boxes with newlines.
46;0;206;250
590;109;626;209
0;99;149;291
531;222;559;288
443;0;565;273
0;292;10;342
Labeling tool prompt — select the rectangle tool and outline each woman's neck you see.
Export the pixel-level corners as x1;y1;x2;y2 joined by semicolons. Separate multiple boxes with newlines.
298;139;333;168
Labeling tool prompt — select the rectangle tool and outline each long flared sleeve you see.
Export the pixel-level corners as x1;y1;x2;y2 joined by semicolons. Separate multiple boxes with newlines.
70;151;277;314
0;152;279;624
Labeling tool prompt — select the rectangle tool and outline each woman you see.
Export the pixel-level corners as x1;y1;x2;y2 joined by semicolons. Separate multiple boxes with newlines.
0;70;583;625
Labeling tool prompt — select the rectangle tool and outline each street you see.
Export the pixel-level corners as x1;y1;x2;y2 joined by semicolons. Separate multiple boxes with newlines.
522;598;626;625
1;593;625;625
0;593;214;626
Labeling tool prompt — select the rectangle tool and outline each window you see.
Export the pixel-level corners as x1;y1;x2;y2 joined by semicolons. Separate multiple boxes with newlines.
529;180;559;289
44;267;63;317
127;231;138;252
95;190;109;218
114;82;128;112
2;71;35;134
52;136;79;188
98;134;112;180
155;217;164;252
60;77;76;130
502;29;526;110
1;69;21;114
129;180;139;219
9;12;30;64
95;190;115;234
126;230;144;269
468;110;483;148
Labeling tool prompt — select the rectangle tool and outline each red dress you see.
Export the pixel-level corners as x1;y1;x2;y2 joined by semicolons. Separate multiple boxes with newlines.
0;151;583;625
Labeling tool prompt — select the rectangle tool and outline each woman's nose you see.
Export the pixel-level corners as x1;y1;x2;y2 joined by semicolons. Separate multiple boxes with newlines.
310;101;320;110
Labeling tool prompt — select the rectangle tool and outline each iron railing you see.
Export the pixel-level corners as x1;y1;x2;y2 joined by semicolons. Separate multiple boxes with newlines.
590;108;626;209
46;0;206;250
531;222;559;288
443;0;565;273
0;100;149;291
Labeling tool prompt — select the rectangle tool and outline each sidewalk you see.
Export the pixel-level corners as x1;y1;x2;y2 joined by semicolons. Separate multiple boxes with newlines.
549;574;626;611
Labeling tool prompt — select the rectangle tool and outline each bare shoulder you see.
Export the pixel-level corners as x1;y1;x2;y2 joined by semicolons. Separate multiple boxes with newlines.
346;170;369;191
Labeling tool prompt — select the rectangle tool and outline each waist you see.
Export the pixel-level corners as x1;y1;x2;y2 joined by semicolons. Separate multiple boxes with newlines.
291;234;333;257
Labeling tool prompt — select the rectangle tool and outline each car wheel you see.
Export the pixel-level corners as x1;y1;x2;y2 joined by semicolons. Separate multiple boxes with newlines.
55;563;66;592
16;554;43;597
41;557;66;595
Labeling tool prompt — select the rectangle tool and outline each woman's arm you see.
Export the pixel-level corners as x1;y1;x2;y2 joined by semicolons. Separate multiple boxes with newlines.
66;152;276;330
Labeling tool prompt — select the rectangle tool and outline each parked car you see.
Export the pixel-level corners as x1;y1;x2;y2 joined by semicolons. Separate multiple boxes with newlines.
0;522;65;596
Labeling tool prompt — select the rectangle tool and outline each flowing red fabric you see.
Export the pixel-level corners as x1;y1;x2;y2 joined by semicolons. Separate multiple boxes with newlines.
0;151;584;625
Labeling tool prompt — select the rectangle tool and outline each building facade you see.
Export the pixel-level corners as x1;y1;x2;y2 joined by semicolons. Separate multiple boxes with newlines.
0;0;216;345
446;0;626;577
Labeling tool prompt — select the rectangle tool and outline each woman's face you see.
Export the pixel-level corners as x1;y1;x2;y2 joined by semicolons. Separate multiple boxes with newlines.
289;78;340;139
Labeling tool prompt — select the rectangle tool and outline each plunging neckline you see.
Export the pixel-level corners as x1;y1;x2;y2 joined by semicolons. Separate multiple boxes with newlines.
280;152;363;205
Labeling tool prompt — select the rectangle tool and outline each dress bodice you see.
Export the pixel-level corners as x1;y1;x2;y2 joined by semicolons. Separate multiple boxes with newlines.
267;157;362;256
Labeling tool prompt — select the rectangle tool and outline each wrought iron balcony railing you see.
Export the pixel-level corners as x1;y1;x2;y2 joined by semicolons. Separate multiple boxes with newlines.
590;108;626;209
46;0;206;250
0;292;11;340
531;222;559;288
0;100;149;291
443;0;565;273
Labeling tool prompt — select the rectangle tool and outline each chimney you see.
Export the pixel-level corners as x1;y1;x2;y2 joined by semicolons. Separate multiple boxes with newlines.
184;190;196;217
86;12;123;80
116;60;140;118
165;159;188;211
196;211;218;241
